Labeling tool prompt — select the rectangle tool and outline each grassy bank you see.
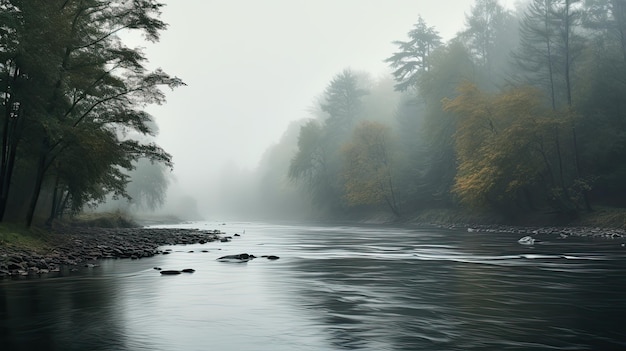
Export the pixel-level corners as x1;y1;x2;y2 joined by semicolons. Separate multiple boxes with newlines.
0;212;138;253
0;224;51;253
63;211;140;228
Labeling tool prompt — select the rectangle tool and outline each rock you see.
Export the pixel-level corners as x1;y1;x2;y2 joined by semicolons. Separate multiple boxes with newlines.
216;253;252;262
160;270;181;275
181;268;195;273
261;255;280;260
7;261;24;271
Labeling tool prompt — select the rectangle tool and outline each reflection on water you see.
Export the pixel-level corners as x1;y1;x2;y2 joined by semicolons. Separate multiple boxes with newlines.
0;273;127;351
1;222;626;350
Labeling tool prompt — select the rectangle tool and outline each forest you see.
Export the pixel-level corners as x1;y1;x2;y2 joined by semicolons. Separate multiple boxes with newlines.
0;0;182;226
1;0;626;226
245;0;626;223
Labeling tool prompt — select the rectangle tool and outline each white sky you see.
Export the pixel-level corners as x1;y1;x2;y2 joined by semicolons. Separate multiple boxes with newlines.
136;0;517;211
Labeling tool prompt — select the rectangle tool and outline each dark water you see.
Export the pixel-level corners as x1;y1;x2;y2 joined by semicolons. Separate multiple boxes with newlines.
1;221;626;351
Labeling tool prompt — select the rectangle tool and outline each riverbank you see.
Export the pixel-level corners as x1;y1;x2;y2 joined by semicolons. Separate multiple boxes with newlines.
406;207;626;244
3;213;626;279
0;226;224;279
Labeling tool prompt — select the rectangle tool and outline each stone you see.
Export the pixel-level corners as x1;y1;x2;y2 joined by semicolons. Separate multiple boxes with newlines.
216;253;253;262
160;270;181;275
7;261;24;271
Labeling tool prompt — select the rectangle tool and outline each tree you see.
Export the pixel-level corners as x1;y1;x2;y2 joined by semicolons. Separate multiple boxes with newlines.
514;0;561;109
289;119;326;198
385;16;442;91
414;42;476;206
443;82;584;214
289;70;368;214
0;0;183;226
320;69;368;141
342;121;400;217
461;0;517;87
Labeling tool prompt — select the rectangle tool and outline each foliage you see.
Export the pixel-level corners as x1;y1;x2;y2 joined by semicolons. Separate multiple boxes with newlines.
443;82;587;213
0;0;182;226
289;70;369;214
262;0;626;223
342;121;400;216
125;158;170;211
460;0;518;87
385;16;442;91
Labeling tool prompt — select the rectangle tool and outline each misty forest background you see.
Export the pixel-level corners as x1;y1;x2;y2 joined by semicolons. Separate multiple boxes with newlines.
2;0;626;227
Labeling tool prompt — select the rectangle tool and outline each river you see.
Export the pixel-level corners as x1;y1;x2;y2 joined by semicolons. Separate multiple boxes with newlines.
1;221;625;350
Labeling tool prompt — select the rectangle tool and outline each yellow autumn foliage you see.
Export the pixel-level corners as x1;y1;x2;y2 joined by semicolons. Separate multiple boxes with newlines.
443;82;559;207
342;121;399;215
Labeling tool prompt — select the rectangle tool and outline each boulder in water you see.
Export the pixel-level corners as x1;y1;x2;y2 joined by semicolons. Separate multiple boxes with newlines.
517;236;536;245
160;270;181;275
216;253;252;262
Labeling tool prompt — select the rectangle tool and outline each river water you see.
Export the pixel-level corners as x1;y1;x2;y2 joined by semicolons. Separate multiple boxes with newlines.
1;221;625;350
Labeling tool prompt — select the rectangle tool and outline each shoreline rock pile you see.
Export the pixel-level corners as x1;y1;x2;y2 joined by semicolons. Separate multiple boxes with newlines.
447;224;626;242
0;227;222;278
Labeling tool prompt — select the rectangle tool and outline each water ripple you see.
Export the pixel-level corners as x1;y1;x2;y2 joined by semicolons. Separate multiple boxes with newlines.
2;221;625;351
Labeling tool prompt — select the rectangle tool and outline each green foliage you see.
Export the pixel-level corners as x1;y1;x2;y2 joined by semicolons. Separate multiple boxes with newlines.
282;0;626;222
289;120;325;187
0;0;182;225
288;70;369;214
386;16;442;91
0;223;49;251
125;158;170;211
66;210;139;228
460;0;518;88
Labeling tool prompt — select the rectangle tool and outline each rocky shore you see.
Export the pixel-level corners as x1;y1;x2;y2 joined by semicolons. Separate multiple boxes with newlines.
0;227;224;279
443;223;626;242
2;222;625;279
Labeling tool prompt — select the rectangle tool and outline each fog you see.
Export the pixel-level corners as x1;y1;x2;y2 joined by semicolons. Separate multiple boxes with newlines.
126;0;518;220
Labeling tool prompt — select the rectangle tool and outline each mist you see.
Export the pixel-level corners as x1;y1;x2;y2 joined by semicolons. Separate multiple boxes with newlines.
112;1;514;220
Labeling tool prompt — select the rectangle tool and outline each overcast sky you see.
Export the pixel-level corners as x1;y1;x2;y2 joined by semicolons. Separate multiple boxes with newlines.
135;0;517;211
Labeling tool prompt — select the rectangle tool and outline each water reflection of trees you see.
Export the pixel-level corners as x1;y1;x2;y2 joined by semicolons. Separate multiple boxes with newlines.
0;275;128;351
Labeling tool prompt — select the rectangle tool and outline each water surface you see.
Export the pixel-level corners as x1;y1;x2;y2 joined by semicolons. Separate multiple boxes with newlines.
2;221;625;350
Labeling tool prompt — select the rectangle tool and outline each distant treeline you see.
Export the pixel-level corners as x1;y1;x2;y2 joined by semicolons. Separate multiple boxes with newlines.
4;1;626;226
250;0;626;221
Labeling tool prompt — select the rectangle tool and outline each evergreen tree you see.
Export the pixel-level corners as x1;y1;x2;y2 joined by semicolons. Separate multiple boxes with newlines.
385;16;442;91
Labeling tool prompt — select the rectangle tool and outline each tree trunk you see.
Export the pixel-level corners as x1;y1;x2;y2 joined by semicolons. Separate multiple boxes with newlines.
26;138;50;227
0;65;21;221
45;171;61;226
